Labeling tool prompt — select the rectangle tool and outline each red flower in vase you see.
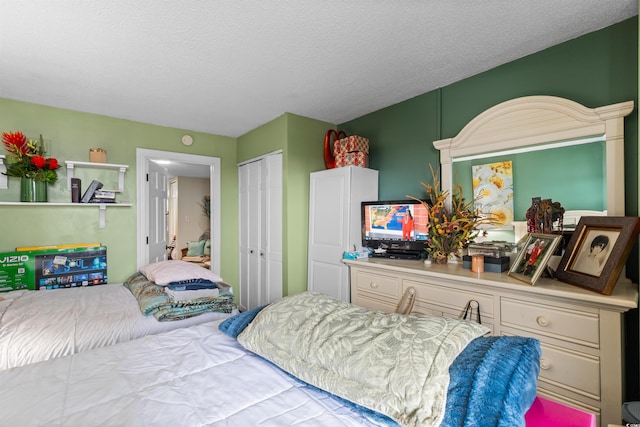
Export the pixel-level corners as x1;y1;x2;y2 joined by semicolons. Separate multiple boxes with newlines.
2;131;60;184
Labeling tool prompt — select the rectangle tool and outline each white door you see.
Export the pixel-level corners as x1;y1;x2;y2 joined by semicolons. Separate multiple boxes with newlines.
239;159;263;310
147;161;169;263
265;154;283;303
238;152;283;310
308;168;350;301
167;177;178;248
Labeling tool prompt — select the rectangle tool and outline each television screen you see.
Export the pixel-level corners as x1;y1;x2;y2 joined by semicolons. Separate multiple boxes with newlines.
361;199;429;257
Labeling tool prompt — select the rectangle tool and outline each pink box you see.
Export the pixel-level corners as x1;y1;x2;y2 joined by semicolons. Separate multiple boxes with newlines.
335;151;368;167
524;396;596;427
333;135;369;156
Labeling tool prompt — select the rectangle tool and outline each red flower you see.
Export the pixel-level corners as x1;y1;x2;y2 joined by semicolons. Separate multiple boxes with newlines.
30;155;47;169
48;158;59;170
2;131;28;155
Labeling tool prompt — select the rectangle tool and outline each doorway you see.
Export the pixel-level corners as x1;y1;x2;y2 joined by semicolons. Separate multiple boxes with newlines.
136;148;221;277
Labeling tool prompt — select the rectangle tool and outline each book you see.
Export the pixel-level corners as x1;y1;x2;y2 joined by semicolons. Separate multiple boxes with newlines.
88;198;116;204
81;180;103;203
93;190;116;199
71;178;81;203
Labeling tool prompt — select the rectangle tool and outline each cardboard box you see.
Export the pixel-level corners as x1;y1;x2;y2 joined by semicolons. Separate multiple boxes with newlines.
333;135;369;156
0;246;107;292
335;151;369;167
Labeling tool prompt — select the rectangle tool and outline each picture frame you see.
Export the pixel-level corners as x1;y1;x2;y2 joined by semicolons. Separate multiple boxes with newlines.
508;233;562;285
554;216;640;295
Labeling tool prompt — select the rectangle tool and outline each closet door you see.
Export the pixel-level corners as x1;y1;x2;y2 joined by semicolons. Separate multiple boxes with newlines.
264;154;283;303
238;153;282;310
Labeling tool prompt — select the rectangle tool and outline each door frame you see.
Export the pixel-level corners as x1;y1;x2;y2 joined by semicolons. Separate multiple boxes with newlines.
136;148;221;276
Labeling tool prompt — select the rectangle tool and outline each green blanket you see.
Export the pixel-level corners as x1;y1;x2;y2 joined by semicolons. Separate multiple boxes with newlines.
237;292;489;427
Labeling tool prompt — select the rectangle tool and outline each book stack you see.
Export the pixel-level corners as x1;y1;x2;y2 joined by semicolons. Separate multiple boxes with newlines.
89;190;117;204
81;180;104;203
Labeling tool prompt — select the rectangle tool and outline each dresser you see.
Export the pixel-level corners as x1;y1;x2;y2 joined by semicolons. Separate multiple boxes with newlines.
344;258;638;427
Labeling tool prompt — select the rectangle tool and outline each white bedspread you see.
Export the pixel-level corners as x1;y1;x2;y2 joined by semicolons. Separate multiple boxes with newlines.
0;320;384;426
0;284;232;370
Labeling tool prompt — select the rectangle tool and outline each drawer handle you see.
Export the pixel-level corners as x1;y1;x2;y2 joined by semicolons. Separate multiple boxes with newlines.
539;358;551;370
536;316;550;327
369;282;379;289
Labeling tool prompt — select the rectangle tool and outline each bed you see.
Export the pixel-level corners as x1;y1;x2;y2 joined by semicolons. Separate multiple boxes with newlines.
0;260;237;370
0;292;540;426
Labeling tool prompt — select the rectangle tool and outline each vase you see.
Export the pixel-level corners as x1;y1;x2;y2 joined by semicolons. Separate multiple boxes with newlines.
20;178;48;202
433;254;449;264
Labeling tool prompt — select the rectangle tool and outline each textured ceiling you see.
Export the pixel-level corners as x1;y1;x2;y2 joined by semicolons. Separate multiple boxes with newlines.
0;1;637;138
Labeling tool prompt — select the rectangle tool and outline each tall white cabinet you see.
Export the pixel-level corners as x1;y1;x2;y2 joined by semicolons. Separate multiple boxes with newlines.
238;153;283;311
307;166;378;302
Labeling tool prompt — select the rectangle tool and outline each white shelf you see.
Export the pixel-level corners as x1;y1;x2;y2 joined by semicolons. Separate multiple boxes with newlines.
0;160;130;228
65;160;128;191
0;202;132;228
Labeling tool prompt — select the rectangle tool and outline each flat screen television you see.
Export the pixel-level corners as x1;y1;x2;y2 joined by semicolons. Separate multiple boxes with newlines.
361;199;429;259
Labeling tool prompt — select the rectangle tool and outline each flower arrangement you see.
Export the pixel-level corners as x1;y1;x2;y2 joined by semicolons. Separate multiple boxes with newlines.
2;131;59;184
408;166;494;262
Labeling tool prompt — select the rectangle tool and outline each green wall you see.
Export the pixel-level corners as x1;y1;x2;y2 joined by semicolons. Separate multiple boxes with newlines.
237;113;334;296
342;18;637;220
0;99;238;285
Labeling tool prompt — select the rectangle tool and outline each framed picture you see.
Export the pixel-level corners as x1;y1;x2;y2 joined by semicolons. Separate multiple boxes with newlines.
554;216;640;295
508;233;562;285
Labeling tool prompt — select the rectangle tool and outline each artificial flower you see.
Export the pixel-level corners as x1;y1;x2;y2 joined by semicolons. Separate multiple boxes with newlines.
2;131;59;184
408;165;496;261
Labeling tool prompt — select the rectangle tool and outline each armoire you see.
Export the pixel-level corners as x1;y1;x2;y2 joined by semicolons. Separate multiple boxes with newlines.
307;166;378;302
238;152;283;311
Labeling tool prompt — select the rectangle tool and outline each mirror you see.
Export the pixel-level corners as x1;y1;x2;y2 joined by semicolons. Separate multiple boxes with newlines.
434;96;633;241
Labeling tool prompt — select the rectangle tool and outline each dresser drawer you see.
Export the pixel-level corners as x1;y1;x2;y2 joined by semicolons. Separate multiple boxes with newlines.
353;270;402;300
405;279;494;320
537;341;600;400
501;298;599;347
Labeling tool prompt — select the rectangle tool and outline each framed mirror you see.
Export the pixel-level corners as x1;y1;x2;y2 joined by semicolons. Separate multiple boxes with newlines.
433;96;634;237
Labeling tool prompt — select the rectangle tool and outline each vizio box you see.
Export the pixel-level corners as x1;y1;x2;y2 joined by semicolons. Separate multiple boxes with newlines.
0;246;107;292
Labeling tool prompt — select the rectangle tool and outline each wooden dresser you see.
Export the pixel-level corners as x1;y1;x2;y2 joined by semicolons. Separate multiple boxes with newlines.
344;258;638;427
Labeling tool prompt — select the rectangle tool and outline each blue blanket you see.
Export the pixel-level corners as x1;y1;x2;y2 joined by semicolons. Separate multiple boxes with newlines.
220;304;540;427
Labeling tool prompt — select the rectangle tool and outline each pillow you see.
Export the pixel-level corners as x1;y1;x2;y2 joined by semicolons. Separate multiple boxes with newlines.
203;239;211;257
237;292;490;427
139;260;223;286
185;240;206;257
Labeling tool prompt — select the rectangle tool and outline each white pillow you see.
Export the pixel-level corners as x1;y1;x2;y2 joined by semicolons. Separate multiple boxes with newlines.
139;260;223;286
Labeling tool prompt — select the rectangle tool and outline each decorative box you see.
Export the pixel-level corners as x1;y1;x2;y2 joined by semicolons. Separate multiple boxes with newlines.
335;151;368;168
462;255;510;273
333;135;369;157
89;148;107;163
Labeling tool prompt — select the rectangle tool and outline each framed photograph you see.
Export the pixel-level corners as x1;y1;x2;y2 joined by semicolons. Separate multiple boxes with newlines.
508;233;562;285
554;216;640;295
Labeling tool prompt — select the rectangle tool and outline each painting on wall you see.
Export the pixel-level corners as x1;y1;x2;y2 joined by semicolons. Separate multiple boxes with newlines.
472;161;514;229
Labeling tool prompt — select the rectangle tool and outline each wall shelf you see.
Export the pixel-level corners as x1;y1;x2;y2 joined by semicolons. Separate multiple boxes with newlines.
65;160;128;191
0;160;130;228
0;202;132;228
